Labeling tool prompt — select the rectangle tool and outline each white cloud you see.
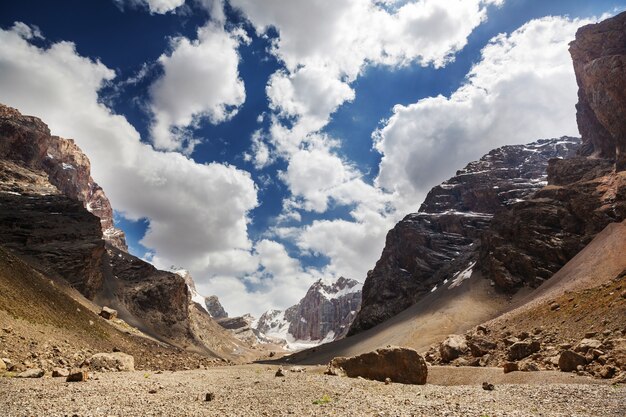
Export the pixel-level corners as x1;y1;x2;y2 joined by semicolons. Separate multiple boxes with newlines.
0;24;258;304
149;23;247;152
375;16;590;202
232;0;502;158
113;0;185;14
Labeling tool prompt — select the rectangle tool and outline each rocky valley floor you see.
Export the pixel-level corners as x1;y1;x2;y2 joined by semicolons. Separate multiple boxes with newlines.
0;365;624;416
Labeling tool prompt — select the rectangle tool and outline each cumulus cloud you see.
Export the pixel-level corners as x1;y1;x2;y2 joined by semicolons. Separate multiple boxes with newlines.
149;23;247;152
113;0;185;14
0;24;259;305
374;16;590;205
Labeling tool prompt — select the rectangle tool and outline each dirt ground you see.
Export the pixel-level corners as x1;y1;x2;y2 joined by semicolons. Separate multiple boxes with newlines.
1;365;624;417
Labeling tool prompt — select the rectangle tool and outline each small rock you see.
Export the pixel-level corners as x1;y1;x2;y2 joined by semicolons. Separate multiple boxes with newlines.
66;369;89;382
584;331;597;338
205;393;215;401
2;327;12;334
558;350;587;372
148;389;157;394
575;338;602;353
384;377;391;385
0;359;5;372
550;303;560;311
275;368;285;377
519;361;540;372
482;382;494;391
289;366;305;373
503;362;519;373
52;368;69;378
99;306;117;320
599;365;617;379
17;368;44;378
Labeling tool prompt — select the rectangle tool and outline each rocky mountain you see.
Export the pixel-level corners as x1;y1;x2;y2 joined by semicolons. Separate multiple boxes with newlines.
0;104;254;361
0;104;127;252
174;269;228;319
349;12;626;338
256;277;361;348
349;138;579;335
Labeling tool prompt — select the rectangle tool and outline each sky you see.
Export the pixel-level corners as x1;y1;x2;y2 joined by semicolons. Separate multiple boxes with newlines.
0;0;623;317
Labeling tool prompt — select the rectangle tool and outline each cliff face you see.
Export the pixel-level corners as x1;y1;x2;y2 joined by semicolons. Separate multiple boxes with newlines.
256;277;361;345
0;104;253;361
349;138;579;335
0;104;127;251
569;11;626;171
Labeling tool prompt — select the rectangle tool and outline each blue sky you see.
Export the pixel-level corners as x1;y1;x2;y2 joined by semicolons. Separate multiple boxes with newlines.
0;0;623;316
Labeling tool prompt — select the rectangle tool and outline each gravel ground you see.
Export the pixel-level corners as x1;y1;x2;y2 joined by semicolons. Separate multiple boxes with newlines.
1;365;624;416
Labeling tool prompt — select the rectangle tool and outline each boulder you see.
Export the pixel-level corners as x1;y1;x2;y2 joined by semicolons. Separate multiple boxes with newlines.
17;368;44;378
468;338;497;357
66;369;89;382
503;362;519;374
559;350;587;372
507;341;540;361
99;306;117;320
327;347;427;385
89;352;134;372
575;338;602;353
439;335;469;363
52;368;69;378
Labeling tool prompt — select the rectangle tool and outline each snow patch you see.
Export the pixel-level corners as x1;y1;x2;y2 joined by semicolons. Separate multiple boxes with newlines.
448;261;476;289
61;162;75;170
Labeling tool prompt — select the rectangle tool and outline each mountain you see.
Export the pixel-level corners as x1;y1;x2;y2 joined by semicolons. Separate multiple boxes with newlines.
349;137;579;335
174;269;228;319
284;12;626;371
0;103;255;362
256;277;361;349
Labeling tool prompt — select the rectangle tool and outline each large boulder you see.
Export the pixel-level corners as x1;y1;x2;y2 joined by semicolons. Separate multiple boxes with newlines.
327;347;427;385
508;341;540;361
99;306;117;320
439;335;469;363
558;350;587;372
17;368;44;378
89;352;134;372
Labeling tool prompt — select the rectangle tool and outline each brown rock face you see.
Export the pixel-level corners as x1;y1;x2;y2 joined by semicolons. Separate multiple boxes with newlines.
349;138;579;335
327;347;427;384
570;11;626;171
0;104;127;250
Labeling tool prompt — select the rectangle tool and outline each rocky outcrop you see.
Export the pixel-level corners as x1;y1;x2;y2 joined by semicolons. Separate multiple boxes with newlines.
349;138;579;335
570;11;626;171
217;314;285;347
205;296;228;319
256;277;361;344
0;104;127;250
327;347;428;384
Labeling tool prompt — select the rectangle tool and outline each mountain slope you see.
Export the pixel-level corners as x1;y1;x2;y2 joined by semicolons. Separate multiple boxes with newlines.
349;137;579;335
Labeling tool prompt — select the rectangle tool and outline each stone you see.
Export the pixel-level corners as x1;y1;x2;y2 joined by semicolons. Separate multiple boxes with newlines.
482;382;494;391
99;306;117;320
468;338;497;357
559;350;587;372
519;361;540;372
66;369;88;382
439;335;469;363
205;393;215;402
275;368;285;377
508;341;540;361
16;368;44;378
503;362;519;374
0;358;5;372
575;338;602;353
89;352;134;372
327;347;428;385
600;365;617;379
52;368;69;378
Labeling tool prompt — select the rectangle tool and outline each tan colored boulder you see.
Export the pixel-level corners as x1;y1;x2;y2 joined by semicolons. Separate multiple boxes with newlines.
99;306;117;320
89;352;134;372
327;346;427;385
559;350;587;372
17;368;44;378
439;335;468;363
66;369;89;382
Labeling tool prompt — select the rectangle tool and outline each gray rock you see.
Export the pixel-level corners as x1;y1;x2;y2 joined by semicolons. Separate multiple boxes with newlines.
575;338;602;353
89;352;134;372
327;346;427;385
17;368;44;378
